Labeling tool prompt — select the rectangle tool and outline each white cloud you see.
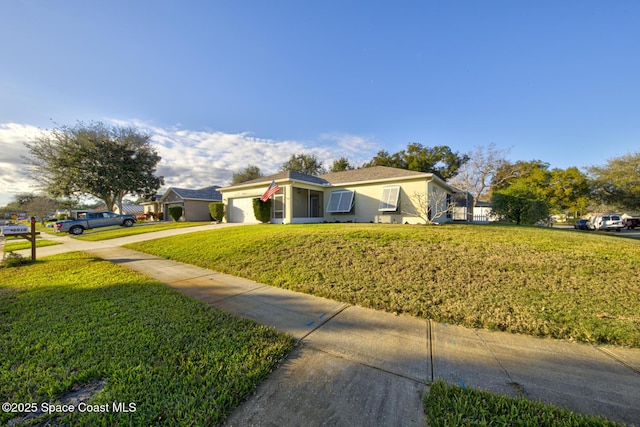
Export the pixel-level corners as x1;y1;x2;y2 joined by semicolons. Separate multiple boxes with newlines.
318;133;379;167
0;123;44;205
0;120;381;206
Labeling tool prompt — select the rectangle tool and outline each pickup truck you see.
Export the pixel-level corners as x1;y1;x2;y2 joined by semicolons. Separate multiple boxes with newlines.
55;211;136;235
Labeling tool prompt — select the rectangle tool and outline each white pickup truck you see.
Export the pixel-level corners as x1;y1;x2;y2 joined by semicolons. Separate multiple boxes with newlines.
55;211;136;235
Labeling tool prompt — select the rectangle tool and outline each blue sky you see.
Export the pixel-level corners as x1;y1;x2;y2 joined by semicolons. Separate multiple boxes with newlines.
1;1;639;206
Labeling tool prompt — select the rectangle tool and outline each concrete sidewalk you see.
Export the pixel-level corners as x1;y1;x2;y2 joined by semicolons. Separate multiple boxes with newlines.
15;226;640;426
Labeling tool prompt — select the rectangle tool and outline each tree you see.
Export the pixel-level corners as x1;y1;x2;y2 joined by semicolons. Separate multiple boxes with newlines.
547;167;590;215
364;143;468;180
402;189;455;224
587;152;640;211
329;157;355;172
491;160;590;215
491;160;550;193
365;150;404;169
491;183;550;225
25;121;164;212
231;165;262;185
449;143;512;205
280;153;326;175
25;195;59;224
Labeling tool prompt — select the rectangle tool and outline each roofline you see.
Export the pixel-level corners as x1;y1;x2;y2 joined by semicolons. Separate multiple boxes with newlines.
219;177;330;192
219;170;463;193
327;173;432;187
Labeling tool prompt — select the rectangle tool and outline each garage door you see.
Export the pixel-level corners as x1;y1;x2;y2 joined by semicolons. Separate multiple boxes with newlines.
227;197;259;223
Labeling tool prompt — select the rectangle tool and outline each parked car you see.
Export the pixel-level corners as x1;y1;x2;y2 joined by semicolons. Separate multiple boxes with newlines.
55;211;136;235
588;214;624;232
573;219;588;230
622;218;638;229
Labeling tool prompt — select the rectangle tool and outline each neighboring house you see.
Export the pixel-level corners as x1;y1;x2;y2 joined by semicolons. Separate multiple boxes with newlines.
159;186;222;221
219;166;464;224
141;194;163;220
112;203;145;216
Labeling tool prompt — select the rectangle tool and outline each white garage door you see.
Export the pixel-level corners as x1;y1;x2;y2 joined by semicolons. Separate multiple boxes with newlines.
228;197;259;223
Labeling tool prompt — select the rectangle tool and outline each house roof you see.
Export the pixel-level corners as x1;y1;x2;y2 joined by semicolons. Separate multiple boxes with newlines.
116;203;144;214
319;166;429;185
219;166;462;193
220;171;330;191
161;185;222;202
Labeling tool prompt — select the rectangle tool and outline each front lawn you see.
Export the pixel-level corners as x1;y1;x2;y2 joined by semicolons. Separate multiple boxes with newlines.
126;223;640;347
0;252;295;426
425;380;621;426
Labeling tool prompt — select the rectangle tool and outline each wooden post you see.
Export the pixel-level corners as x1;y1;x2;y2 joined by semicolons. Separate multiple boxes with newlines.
30;216;37;261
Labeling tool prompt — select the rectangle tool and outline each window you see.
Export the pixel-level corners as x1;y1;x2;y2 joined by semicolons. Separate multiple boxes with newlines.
378;186;400;212
326;190;354;213
273;190;285;219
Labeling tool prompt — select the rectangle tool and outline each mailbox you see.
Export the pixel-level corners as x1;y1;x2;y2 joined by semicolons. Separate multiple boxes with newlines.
1;225;29;235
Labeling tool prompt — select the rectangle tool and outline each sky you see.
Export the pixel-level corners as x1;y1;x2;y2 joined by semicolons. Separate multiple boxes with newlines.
1;1;639;206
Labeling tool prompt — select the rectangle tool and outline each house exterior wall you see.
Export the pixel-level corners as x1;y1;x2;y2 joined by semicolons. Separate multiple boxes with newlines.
324;178;455;224
184;200;213;221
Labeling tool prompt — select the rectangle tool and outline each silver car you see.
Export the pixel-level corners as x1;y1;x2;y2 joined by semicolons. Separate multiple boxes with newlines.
589;214;624;232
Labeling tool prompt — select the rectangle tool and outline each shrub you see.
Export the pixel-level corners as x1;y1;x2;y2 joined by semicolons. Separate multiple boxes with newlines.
168;206;183;222
209;202;225;223
252;198;271;223
1;252;29;268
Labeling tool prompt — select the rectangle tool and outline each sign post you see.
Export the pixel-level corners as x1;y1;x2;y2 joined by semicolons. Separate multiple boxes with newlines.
30;217;37;260
0;217;40;261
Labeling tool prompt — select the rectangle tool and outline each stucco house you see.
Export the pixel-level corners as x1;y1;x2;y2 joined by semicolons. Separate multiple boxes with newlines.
159;186;222;221
219;166;465;224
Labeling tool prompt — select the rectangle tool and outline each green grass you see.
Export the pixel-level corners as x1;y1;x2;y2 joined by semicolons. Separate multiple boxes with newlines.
2;236;61;252
424;380;622;426
68;221;210;241
126;223;640;347
0;252;295;426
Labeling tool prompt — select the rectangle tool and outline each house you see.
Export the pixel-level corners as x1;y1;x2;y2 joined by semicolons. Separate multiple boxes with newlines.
159;186;222;221
112;203;145;216
141;194;163;220
218;166;464;224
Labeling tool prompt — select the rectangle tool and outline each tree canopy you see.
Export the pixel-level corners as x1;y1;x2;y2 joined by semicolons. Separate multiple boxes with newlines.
25;121;164;211
449;143;512;205
231;165;263;184
329;157;355;173
491;183;550;225
587;152;640;211
364;143;468;180
280;153;326;175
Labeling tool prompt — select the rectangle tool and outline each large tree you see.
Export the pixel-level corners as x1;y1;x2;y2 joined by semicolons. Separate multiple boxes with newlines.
587;152;640;211
449;143;512;205
364;143;468;180
491;183;550;225
491;160;590;214
280;153;326;175
231;165;262;184
329;157;355;173
547;167;590;215
25;121;164;212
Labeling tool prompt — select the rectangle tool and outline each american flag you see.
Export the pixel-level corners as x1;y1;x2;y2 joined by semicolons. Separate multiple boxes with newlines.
260;180;280;202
